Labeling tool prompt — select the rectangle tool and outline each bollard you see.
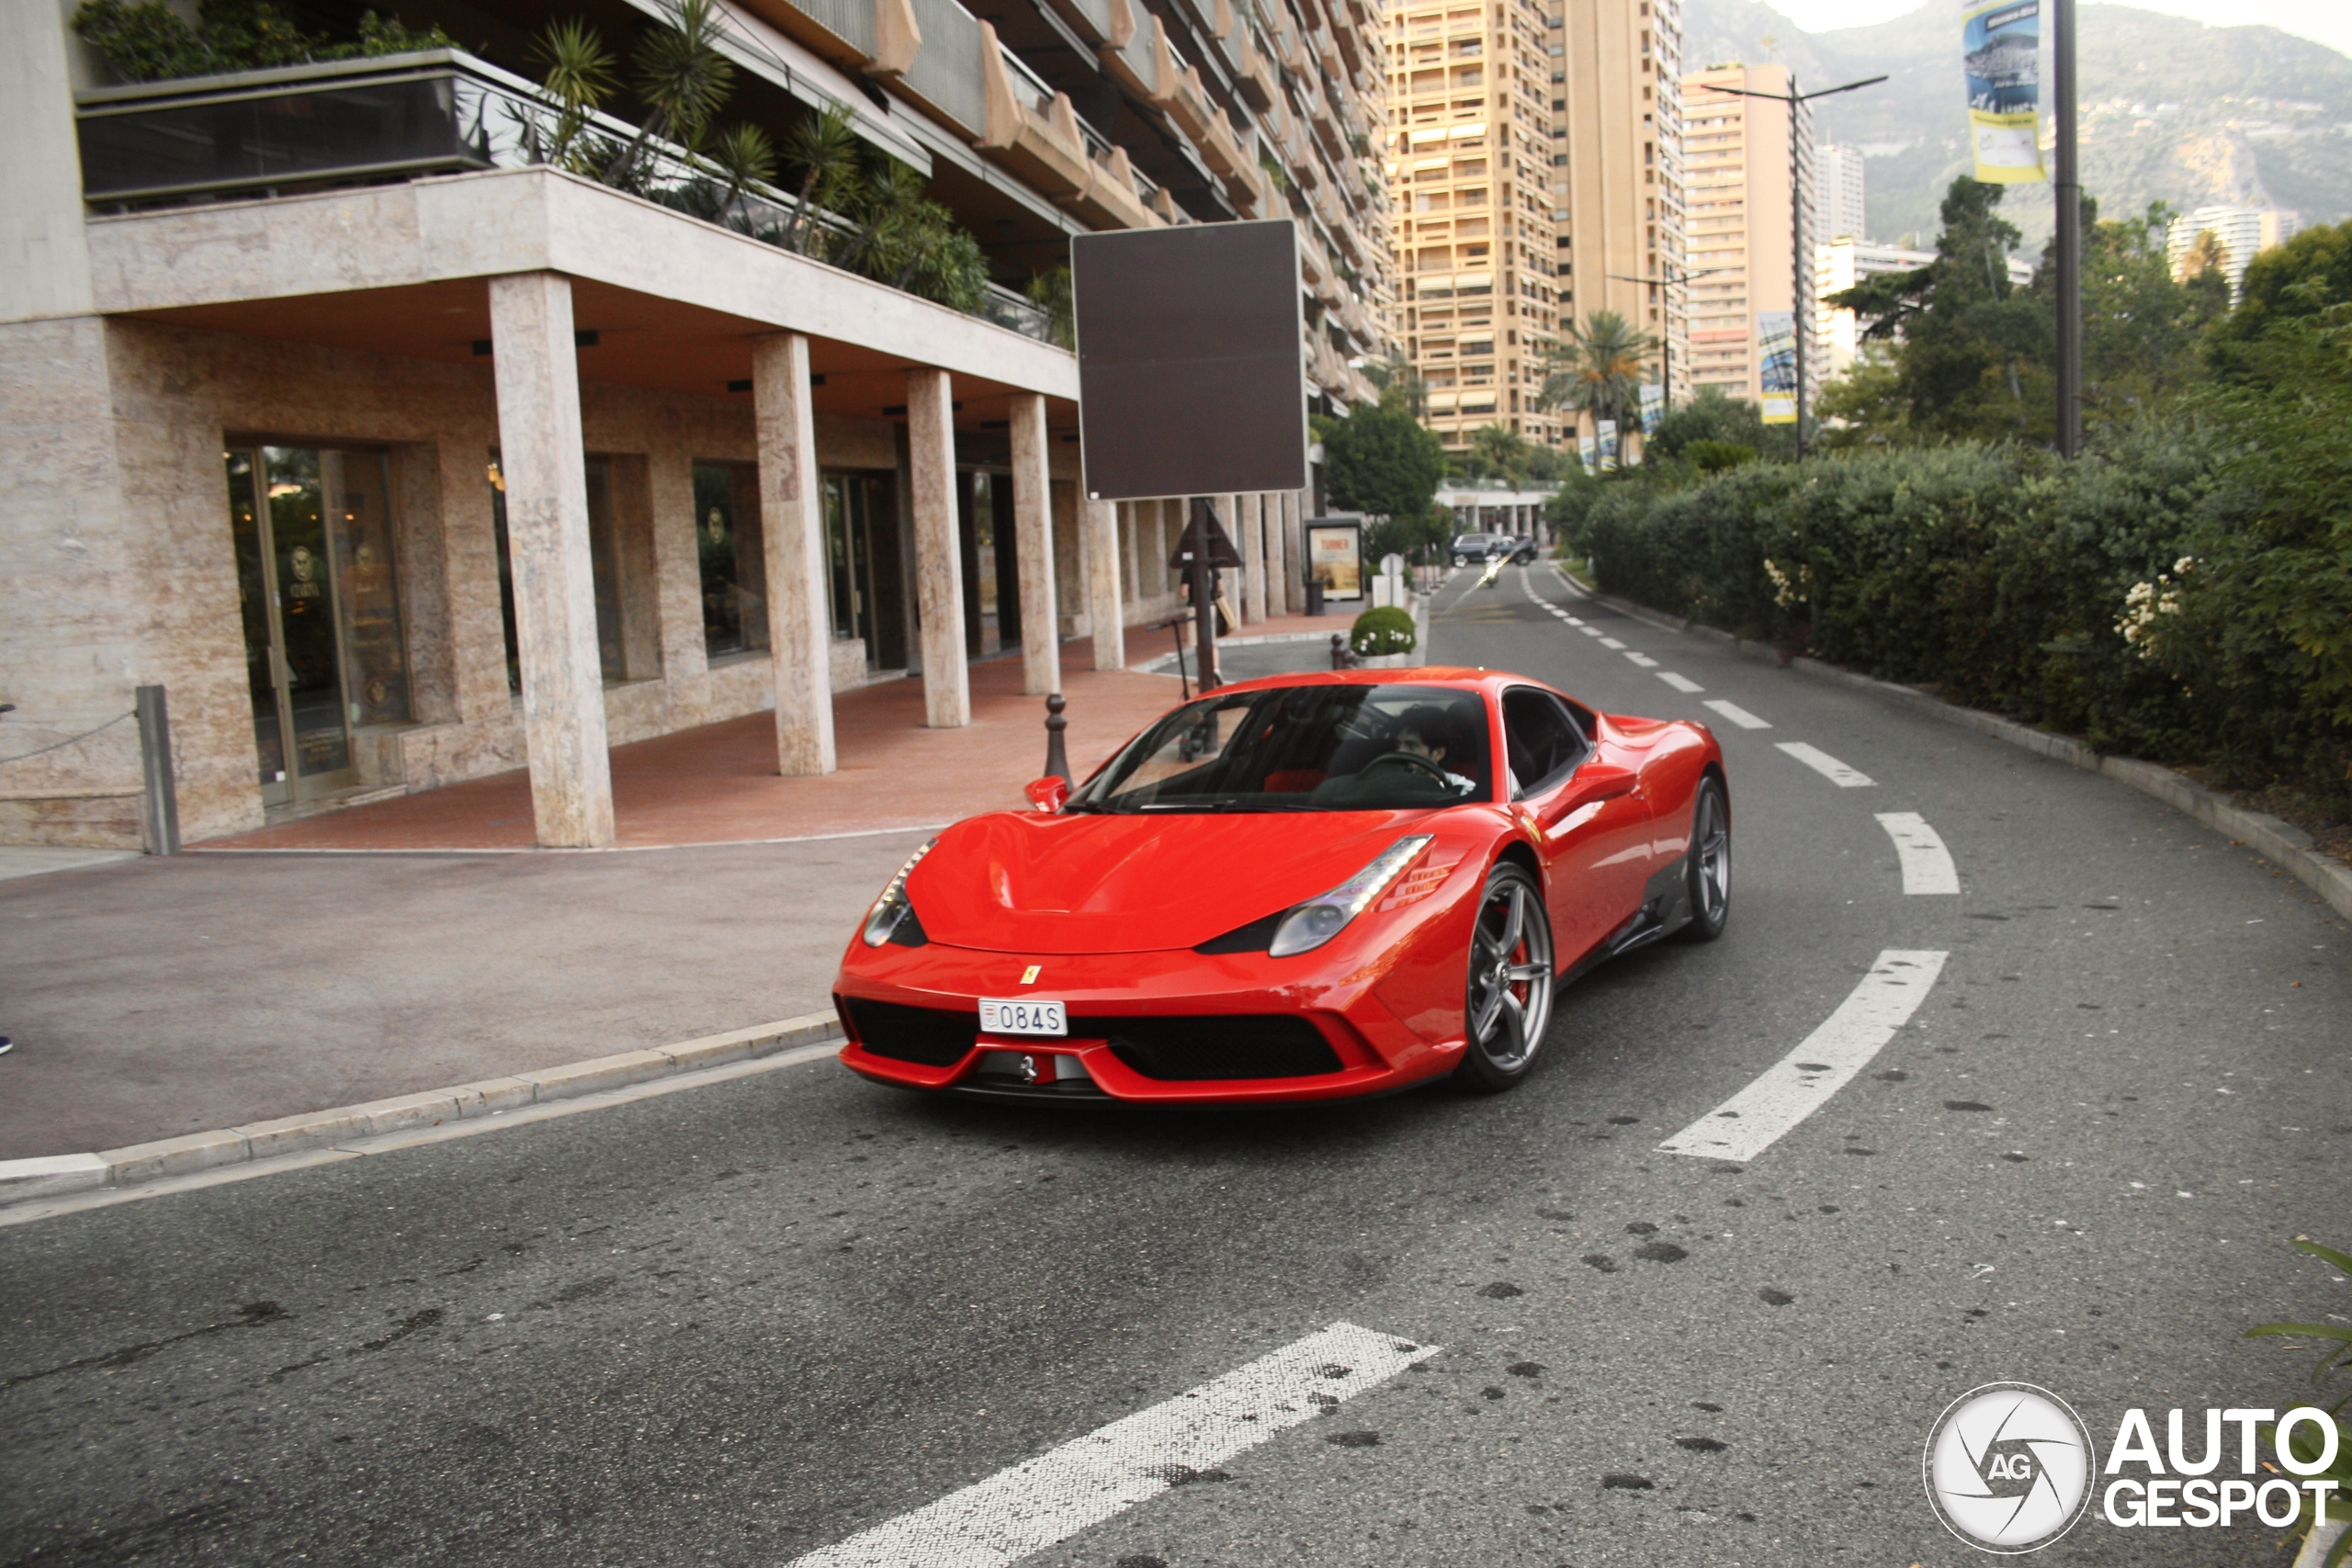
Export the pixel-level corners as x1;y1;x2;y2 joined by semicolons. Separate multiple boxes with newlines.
1329;633;1359;671
135;684;180;855
1044;693;1071;785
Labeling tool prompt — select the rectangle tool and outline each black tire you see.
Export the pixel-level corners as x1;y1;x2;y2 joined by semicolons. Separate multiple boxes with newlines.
1678;776;1730;942
1454;863;1555;1092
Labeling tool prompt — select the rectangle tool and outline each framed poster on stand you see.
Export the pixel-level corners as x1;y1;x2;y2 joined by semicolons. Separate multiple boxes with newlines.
1304;517;1363;603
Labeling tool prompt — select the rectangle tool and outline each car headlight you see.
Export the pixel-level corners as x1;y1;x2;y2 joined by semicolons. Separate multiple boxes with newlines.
1268;835;1434;958
861;838;937;948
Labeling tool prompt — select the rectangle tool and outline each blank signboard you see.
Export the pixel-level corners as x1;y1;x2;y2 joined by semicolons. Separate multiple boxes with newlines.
1070;220;1308;502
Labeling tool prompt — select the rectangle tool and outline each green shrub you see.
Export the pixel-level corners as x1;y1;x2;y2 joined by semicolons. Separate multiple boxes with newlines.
2245;1238;2352;1567
1683;439;1757;474
1351;606;1417;658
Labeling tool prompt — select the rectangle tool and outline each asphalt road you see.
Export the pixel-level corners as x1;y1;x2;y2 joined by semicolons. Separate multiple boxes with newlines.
4;565;2346;1567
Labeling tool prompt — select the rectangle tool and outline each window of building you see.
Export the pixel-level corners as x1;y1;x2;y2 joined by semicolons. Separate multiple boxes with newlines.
694;460;768;660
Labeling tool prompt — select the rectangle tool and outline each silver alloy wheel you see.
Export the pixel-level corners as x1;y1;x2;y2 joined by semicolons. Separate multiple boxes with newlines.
1693;784;1730;926
1467;872;1555;1070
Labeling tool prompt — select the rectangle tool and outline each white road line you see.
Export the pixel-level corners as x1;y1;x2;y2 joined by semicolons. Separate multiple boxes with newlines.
1624;652;1659;668
1656;672;1704;694
1563;615;1584;626
1702;698;1771;730
1599;637;1627;649
1775;741;1875;787
1658;950;1950;1162
1876;812;1960;895
1579;626;1604;637
785;1324;1436;1568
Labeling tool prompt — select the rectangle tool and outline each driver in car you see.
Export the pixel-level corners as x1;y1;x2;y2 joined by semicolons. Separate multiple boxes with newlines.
1391;705;1478;795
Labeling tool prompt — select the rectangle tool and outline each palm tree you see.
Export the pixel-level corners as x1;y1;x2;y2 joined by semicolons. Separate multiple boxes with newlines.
1534;310;1657;436
775;105;861;254
1469;423;1531;487
601;0;735;189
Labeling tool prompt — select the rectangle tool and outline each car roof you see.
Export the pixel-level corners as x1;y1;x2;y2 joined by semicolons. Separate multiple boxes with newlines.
1201;666;1531;698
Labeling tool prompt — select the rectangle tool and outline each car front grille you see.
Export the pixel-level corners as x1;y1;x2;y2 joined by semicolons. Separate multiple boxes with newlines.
839;997;974;1066
1071;1014;1343;1081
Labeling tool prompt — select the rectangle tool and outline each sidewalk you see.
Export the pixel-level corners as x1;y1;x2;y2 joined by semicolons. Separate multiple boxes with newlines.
200;637;1184;852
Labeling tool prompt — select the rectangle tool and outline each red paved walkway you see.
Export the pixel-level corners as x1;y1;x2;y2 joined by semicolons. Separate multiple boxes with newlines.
199;638;1190;852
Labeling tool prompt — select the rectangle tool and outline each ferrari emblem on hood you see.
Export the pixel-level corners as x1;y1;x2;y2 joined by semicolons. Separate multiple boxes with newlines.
1021;964;1043;984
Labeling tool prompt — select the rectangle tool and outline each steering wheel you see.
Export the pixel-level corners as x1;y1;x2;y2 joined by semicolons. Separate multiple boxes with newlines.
1360;750;1452;786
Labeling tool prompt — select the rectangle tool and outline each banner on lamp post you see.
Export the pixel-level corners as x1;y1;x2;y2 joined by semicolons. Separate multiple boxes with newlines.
1578;434;1598;471
1758;310;1798;425
1639;383;1664;434
1963;0;2047;183
1595;420;1620;469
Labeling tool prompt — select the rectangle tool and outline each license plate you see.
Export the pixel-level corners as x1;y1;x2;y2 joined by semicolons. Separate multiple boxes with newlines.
978;998;1068;1037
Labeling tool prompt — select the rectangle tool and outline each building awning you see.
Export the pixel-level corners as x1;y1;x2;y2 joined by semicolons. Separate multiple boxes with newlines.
702;0;933;173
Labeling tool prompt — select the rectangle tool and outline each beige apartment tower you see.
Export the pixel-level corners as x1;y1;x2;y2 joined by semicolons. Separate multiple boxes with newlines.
1679;61;1815;408
1384;0;1567;449
1553;0;1689;421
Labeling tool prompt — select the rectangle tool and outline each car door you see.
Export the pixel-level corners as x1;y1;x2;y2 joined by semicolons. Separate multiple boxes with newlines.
1500;687;1656;965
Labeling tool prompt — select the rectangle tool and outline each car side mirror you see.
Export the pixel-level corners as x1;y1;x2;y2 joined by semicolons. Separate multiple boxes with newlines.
1024;776;1070;813
1539;763;1635;825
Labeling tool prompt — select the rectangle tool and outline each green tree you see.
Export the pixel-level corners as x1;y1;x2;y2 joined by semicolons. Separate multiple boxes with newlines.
1645;384;1769;461
1467;423;1533;487
2027;199;2226;422
1533;310;1656;434
1324;392;1446;528
1827;177;2050;442
2206;220;2352;383
1361;349;1429;419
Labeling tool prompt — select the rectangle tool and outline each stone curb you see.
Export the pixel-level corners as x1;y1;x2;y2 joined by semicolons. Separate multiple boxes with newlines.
1561;570;2352;926
0;1010;844;1208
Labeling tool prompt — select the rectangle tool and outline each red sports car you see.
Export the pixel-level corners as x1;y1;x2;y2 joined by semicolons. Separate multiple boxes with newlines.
831;668;1728;1103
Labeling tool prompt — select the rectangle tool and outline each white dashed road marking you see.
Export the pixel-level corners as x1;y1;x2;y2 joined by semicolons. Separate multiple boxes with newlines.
1875;812;1960;895
1657;950;1950;1162
1702;699;1771;730
1775;741;1875;787
1656;672;1704;694
1580;626;1604;637
1599;637;1627;649
785;1324;1435;1568
1623;652;1658;668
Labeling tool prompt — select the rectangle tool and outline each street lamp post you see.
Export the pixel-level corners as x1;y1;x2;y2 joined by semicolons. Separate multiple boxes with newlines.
1608;262;1738;420
1691;73;1886;459
2053;0;2082;458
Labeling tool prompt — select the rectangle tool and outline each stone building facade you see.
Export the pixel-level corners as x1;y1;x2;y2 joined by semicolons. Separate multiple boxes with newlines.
2;0;1391;850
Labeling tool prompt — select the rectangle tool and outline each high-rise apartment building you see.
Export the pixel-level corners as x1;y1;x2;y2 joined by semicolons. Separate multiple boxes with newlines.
1815;142;1865;243
1679;62;1814;410
1555;0;1689;414
1383;0;1569;449
1381;0;1683;452
2;0;1392;848
2166;205;2301;303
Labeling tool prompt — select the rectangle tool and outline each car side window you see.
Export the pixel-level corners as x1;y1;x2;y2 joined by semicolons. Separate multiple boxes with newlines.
1500;687;1591;800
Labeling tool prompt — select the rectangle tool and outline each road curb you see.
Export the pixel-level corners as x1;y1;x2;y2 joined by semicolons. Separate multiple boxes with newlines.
1561;570;2352;925
0;1010;843;1209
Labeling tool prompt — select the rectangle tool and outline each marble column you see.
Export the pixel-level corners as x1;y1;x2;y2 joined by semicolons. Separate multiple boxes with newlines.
487;273;614;848
1239;491;1267;624
1008;393;1059;697
1085;497;1124;671
1265;490;1292;617
752;333;835;774
906;367;968;728
1281;491;1303;615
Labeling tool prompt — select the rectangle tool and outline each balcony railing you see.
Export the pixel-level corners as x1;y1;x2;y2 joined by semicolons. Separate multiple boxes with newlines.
74;49;1057;344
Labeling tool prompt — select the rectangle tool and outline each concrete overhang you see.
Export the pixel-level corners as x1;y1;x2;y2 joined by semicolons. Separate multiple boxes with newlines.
84;166;1080;422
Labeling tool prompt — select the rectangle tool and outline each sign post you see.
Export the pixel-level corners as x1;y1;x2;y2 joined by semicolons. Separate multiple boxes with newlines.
1071;220;1310;693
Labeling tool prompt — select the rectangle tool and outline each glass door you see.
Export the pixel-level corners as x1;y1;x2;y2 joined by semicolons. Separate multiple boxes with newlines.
223;446;406;807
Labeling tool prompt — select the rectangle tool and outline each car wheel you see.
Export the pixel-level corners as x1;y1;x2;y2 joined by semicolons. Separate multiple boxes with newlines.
1678;776;1731;942
1455;862;1555;1092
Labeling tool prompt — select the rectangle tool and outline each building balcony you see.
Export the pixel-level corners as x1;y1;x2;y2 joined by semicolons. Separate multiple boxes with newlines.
73;51;1061;344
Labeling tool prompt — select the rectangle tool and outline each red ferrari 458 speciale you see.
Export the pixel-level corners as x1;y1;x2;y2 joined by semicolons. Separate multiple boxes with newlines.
831;668;1728;1103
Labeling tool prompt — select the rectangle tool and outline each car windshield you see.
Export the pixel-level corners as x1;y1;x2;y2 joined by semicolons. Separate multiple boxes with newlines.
1072;683;1493;813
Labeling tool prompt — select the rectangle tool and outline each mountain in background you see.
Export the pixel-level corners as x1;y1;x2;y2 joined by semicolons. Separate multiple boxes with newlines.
1681;0;2352;253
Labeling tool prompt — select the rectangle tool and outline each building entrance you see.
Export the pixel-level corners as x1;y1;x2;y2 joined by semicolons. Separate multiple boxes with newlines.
224;446;410;807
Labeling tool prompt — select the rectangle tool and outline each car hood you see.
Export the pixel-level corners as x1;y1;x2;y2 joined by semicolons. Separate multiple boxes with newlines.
907;809;1439;954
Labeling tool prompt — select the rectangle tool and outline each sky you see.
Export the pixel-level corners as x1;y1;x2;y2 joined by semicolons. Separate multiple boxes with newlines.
1763;0;2352;56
